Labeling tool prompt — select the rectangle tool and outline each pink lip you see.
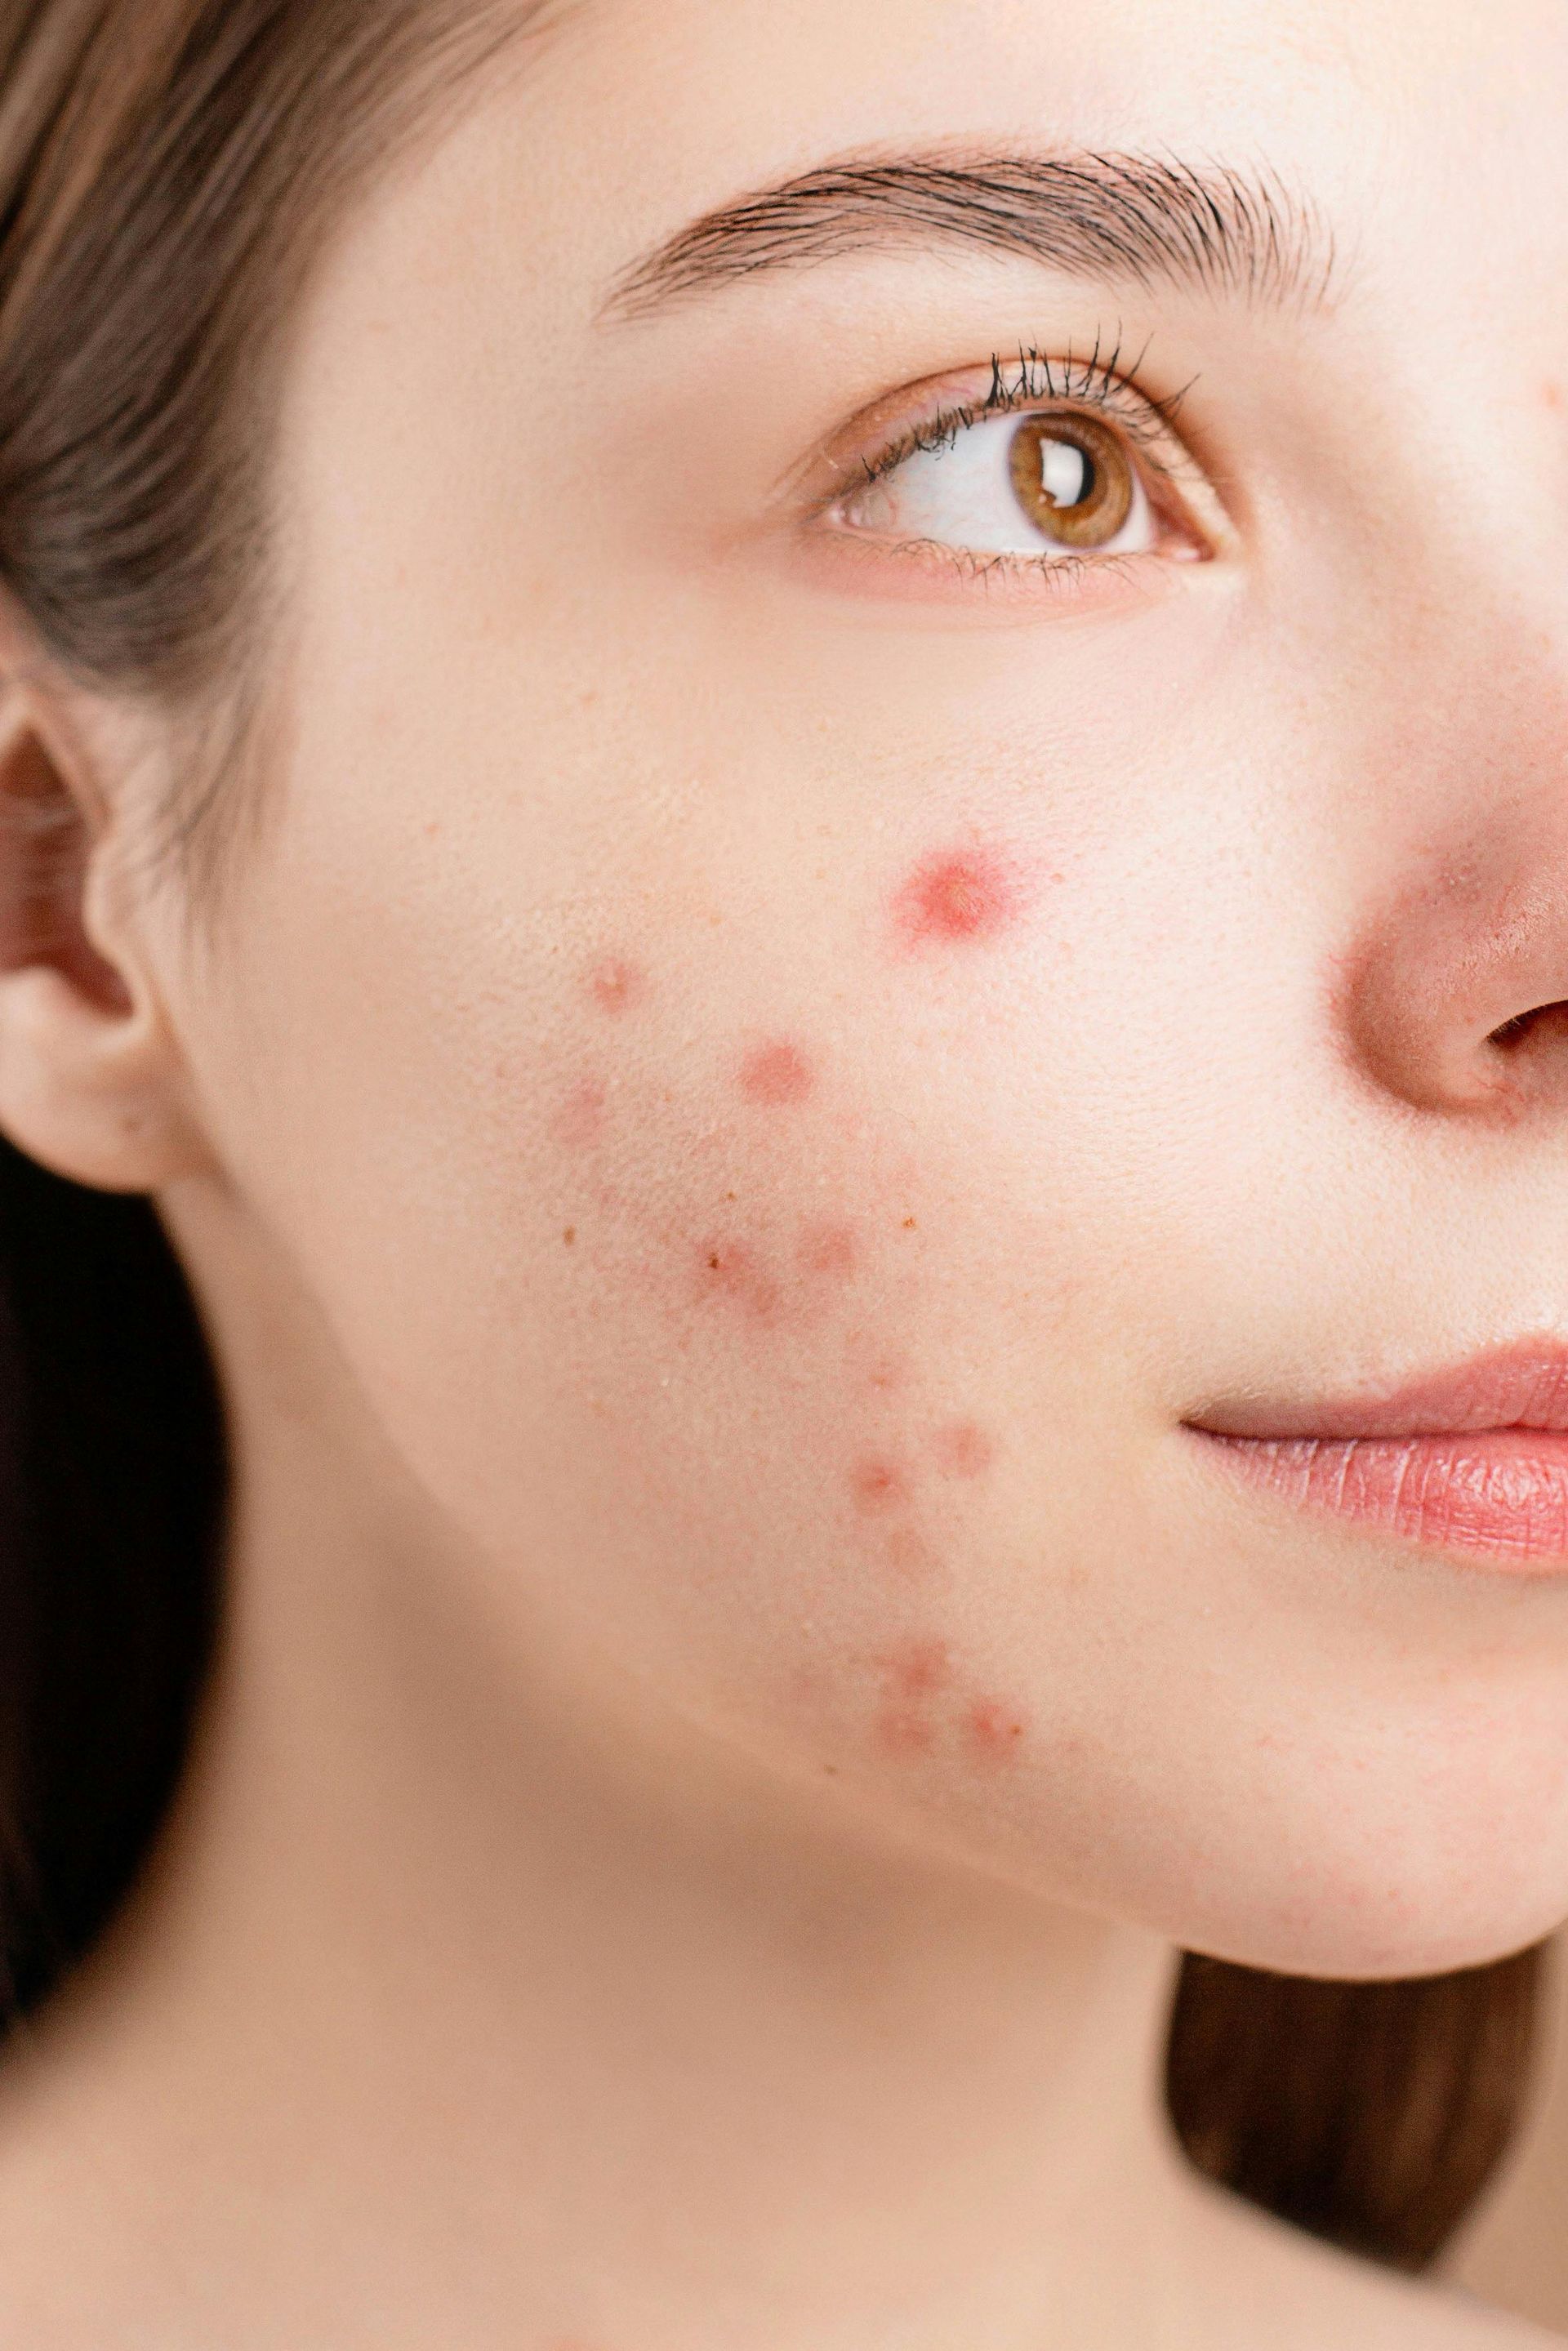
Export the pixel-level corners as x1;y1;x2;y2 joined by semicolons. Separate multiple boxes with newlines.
1185;1338;1568;1570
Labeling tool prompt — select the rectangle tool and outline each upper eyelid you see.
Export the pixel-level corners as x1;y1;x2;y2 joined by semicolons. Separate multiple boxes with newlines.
806;350;1198;516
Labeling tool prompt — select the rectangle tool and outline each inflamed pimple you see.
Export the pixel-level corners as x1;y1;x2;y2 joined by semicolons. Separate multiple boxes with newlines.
738;1040;815;1106
851;1457;911;1513
698;1238;782;1325
881;1636;953;1699
932;1420;996;1480
800;1219;858;1280
587;957;648;1017
968;1698;1028;1763
871;1636;953;1757
892;846;1029;953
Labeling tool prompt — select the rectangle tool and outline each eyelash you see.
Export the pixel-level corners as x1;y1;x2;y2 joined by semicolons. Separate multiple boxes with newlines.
822;337;1200;588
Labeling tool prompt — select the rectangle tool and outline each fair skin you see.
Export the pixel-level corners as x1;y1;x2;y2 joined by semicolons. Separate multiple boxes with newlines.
0;0;1562;2342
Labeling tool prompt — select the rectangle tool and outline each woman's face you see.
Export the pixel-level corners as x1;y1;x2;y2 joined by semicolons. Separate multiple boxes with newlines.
157;0;1568;1975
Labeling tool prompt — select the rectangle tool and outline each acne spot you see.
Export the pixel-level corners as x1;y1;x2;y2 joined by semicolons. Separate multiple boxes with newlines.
882;1637;953;1699
851;1457;911;1513
968;1698;1028;1763
932;1421;996;1480
555;1077;608;1151
739;1040;815;1106
588;958;648;1017
800;1219;858;1280
872;1636;953;1758
563;1227;577;1249
892;847;1026;953
698;1239;782;1325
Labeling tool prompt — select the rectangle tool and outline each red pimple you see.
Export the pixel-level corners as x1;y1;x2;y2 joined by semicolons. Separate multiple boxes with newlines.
893;847;1025;952
801;1220;858;1280
738;1040;815;1106
851;1457;911;1513
967;1698;1028;1763
881;1637;953;1700
588;958;648;1017
871;1636;953;1758
698;1240;782;1325
933;1420;996;1480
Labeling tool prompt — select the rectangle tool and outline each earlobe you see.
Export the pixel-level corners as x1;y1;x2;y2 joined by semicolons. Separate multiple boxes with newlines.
0;680;212;1196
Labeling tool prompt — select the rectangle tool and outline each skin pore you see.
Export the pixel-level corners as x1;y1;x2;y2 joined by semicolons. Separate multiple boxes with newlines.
0;0;1562;2343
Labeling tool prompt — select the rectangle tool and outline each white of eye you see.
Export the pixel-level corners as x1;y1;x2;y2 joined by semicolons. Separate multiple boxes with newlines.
840;410;1155;559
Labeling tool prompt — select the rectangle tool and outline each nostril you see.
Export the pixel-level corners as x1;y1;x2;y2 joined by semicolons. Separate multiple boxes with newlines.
1487;1002;1568;1051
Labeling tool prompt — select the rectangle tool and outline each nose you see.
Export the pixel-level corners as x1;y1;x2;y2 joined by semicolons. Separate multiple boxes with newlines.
1339;754;1568;1122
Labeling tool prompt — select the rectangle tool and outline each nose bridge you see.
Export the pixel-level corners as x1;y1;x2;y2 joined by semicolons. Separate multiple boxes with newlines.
1334;621;1568;1120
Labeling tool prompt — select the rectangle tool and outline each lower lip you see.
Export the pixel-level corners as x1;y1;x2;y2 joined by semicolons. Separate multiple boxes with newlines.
1189;1427;1568;1570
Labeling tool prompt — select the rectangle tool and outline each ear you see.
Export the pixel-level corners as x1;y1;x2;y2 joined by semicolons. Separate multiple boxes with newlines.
0;662;214;1196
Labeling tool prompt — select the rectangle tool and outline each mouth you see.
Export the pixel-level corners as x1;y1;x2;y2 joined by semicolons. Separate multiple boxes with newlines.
1183;1338;1568;1570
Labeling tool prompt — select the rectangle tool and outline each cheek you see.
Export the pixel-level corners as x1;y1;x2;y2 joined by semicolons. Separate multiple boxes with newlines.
526;939;1046;1778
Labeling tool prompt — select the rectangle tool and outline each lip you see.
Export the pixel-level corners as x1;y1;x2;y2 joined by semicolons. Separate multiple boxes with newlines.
1184;1338;1568;1570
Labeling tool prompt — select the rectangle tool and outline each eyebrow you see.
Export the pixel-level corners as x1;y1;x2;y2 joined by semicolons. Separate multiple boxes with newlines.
599;149;1339;323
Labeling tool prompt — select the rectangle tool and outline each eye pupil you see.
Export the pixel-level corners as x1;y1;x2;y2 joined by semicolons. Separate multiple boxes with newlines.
1009;412;1134;550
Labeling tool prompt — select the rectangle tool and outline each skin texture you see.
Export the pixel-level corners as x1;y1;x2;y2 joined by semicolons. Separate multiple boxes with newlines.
0;0;1561;2343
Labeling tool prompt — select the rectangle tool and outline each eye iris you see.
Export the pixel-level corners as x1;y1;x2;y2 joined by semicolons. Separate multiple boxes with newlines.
1008;412;1133;549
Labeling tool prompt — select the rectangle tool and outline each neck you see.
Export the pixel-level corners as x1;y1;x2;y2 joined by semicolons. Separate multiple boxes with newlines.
0;1191;1210;2351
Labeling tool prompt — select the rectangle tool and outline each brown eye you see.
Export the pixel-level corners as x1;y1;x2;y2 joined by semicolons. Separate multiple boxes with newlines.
1008;412;1134;550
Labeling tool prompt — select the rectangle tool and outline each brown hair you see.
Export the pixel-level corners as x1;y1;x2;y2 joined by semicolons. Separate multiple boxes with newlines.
0;0;1547;2276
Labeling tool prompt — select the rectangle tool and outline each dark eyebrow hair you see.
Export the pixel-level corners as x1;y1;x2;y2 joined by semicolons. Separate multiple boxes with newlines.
600;149;1340;323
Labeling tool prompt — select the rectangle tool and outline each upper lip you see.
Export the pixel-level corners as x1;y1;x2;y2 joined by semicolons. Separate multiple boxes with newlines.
1187;1338;1568;1441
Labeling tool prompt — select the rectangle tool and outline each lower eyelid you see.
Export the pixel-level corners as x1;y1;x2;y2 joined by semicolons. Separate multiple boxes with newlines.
786;524;1192;617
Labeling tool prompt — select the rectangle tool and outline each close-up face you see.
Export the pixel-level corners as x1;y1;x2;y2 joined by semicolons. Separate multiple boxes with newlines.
145;0;1568;1981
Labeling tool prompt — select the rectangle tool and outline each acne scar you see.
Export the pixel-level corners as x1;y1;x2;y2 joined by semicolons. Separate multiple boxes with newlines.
933;1421;996;1480
563;1227;577;1249
851;1457;911;1513
588;958;648;1017
1544;379;1564;411
892;846;1027;952
738;1040;815;1106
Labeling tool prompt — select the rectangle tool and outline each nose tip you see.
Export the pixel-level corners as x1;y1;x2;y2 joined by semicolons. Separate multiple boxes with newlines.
1339;838;1568;1121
